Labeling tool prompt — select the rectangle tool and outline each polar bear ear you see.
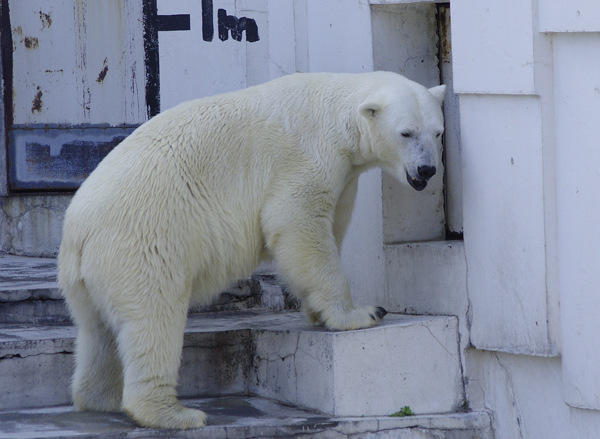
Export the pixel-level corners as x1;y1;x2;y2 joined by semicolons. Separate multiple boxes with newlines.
359;101;381;120
428;84;447;105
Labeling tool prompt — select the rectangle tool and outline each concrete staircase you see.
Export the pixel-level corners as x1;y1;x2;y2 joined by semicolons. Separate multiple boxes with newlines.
0;254;493;438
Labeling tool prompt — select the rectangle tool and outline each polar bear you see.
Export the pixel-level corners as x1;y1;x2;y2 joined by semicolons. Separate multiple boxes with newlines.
58;71;446;429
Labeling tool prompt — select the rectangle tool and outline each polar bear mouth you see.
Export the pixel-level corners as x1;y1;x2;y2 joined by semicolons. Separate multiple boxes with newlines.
406;171;428;191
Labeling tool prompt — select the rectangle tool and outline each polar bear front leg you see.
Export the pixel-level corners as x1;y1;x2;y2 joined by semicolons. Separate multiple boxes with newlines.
332;174;359;251
264;207;386;331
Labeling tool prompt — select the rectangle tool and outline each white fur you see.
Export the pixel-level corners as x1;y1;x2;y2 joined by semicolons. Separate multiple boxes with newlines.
58;71;445;429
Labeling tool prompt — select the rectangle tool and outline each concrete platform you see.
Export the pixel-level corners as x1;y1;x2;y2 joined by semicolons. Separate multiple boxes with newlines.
0;255;295;323
0;395;493;439
0;255;66;324
1;311;463;417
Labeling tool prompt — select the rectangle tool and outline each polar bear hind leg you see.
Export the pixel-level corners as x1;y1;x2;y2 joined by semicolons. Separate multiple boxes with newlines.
66;284;124;412
64;242;207;429
116;277;207;429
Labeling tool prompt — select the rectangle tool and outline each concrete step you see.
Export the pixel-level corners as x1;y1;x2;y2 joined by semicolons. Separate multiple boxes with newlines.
0;254;297;324
0;254;67;324
0;311;464;418
0;395;493;439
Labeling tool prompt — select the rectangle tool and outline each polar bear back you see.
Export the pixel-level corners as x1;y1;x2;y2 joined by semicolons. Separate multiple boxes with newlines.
62;74;371;302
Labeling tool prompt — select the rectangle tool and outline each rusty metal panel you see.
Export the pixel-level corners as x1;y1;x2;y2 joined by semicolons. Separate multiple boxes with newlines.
0;0;7;195
9;126;135;190
6;0;146;191
4;0;269;191
9;0;146;126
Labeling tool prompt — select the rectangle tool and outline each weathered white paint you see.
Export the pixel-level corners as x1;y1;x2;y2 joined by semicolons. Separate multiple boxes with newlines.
438;5;463;235
371;3;445;244
460;94;551;355
384;242;469;352
466;351;600;439
553;32;600;411
157;0;292;109
538;0;600;33
242;1;270;87
304;0;373;74
158;0;246;111
266;1;296;79
451;0;535;95
11;0;79;125
251;314;462;416
10;0;146;125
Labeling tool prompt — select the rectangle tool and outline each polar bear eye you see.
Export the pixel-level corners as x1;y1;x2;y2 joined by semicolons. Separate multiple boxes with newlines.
401;132;412;138
436;132;442;138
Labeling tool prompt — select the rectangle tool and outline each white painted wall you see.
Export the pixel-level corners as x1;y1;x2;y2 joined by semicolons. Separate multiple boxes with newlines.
453;0;600;435
538;0;600;33
452;0;560;356
371;3;445;244
451;0;535;95
553;32;600;411
466;351;600;439
460;94;551;355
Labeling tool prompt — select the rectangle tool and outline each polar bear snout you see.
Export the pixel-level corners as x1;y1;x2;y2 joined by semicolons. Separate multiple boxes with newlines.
405;165;436;191
406;171;427;191
417;165;436;180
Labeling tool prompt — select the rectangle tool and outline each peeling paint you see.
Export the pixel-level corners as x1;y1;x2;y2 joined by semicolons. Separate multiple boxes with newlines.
23;36;39;49
9;126;137;190
96;58;109;83
39;11;52;29
31;87;43;114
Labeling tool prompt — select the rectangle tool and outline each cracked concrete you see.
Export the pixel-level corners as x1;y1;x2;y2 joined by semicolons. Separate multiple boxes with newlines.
249;314;462;417
0;396;492;439
0;195;72;257
1;312;463;417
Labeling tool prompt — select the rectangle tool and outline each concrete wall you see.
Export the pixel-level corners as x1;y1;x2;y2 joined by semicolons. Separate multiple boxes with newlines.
451;0;559;357
0;195;70;257
453;0;600;435
372;3;445;244
552;32;600;412
466;350;600;439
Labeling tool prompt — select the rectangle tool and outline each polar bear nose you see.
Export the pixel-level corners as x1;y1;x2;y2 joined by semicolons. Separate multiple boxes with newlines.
417;165;436;180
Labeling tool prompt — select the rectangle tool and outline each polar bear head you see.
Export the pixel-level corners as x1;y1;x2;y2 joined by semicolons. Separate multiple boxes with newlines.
358;76;446;191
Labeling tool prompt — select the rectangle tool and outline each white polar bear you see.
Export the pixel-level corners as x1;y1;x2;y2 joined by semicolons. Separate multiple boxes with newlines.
58;71;446;429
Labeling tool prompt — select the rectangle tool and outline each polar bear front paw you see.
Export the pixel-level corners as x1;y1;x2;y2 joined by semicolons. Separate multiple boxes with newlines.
321;305;388;331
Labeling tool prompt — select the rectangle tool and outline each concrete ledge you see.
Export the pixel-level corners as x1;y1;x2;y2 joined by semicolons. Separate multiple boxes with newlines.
0;255;297;323
0;396;493;439
250;314;463;417
0;311;463;415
